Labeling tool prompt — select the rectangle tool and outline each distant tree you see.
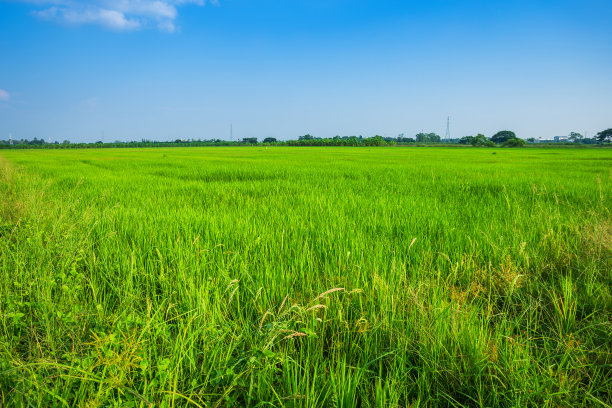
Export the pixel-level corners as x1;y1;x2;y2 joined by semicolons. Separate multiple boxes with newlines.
472;134;488;146
242;137;258;144
396;135;414;143
459;134;491;146
502;138;526;147
263;137;277;143
458;136;473;145
469;135;482;146
364;135;385;146
298;134;314;141
491;130;517;144
596;128;612;143
415;132;441;143
568;132;583;142
526;138;536;143
62;140;71;145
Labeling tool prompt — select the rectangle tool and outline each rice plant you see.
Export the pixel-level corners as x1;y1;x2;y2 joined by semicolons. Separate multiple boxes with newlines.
0;146;610;407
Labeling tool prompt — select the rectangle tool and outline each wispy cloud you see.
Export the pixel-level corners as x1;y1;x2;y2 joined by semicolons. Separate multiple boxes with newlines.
0;89;9;101
19;0;217;32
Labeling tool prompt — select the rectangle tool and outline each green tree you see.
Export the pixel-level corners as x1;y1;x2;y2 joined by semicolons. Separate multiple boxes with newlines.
472;133;489;146
242;137;258;144
459;134;491;146
568;132;583;143
365;135;385;146
502;138;526;147
491;130;516;144
396;134;414;143
263;137;277;143
458;136;473;145
596;128;612;143
415;132;441;143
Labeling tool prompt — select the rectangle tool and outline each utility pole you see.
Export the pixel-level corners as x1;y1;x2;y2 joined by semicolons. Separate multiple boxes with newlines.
9;133;12;145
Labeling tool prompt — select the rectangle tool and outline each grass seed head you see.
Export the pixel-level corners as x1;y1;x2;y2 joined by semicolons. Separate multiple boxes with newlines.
316;287;345;299
283;332;307;340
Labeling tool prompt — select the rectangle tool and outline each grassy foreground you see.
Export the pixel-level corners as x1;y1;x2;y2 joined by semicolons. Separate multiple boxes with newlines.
0;147;610;407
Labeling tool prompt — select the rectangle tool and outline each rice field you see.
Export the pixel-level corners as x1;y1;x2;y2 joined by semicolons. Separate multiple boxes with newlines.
0;146;610;407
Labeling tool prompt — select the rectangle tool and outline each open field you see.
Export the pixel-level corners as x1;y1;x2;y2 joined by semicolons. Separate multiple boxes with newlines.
0;147;610;407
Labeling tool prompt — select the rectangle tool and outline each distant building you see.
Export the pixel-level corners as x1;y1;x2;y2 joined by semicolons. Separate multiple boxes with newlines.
538;136;570;143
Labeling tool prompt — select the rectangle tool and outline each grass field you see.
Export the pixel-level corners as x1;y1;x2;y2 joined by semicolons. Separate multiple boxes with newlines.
0;147;610;407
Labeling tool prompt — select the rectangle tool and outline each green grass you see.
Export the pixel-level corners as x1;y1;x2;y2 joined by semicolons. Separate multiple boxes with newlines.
0;146;610;407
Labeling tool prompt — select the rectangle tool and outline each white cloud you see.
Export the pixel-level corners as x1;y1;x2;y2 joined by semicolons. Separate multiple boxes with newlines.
36;7;141;30
0;89;9;101
157;19;176;33
21;0;214;32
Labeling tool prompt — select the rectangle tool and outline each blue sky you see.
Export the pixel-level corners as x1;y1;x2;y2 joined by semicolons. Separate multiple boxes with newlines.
1;0;611;142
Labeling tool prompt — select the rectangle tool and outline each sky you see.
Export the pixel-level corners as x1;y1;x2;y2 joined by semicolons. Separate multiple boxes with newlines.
1;0;611;142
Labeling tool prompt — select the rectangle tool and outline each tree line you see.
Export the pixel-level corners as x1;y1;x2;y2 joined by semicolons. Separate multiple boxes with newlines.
1;129;610;149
